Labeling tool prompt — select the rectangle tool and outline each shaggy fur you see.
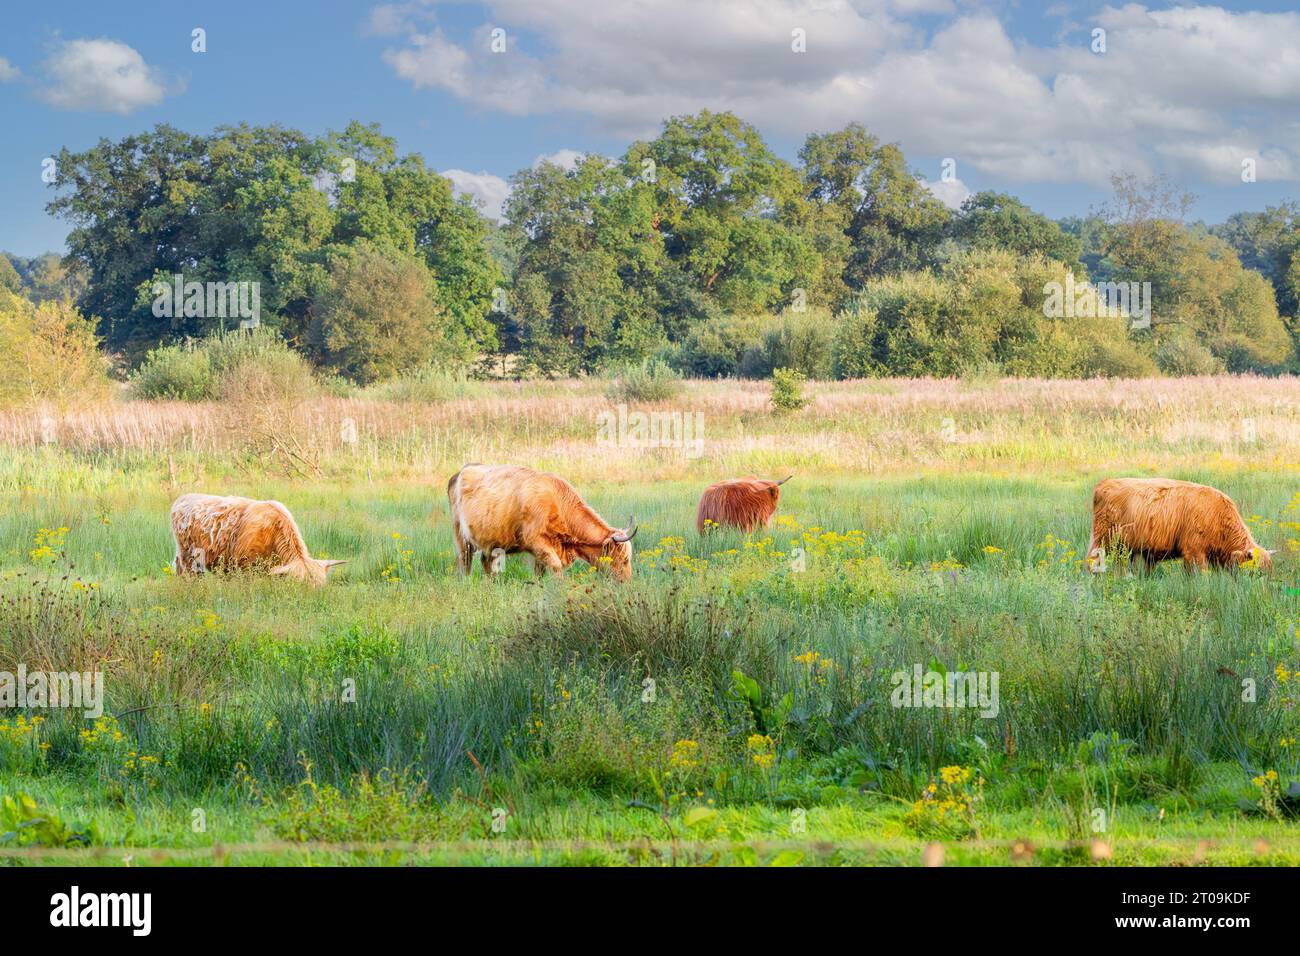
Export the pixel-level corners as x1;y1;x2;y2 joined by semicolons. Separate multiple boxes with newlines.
1089;477;1272;573
696;476;791;534
169;493;345;585
447;464;636;580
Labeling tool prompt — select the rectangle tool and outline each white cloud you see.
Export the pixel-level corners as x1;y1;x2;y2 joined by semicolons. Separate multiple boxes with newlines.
534;149;583;171
39;39;168;114
0;57;20;82
924;177;971;210
442;168;512;221
376;2;1300;187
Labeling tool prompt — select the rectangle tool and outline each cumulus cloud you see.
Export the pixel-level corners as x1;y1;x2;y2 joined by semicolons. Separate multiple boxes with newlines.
534;149;583;171
924;177;972;210
0;57;20;82
442;168;512;221
39;39;168;114
376;2;1300;187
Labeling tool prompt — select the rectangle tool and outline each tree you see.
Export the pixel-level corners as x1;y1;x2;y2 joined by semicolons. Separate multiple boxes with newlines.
950;192;1083;269
309;245;457;384
1095;175;1291;369
47;122;500;364
0;289;110;407
800;124;951;291
629;111;818;313
0;255;21;293
1211;203;1300;317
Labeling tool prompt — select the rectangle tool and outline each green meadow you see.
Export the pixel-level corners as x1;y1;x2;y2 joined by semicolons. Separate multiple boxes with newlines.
1;376;1299;866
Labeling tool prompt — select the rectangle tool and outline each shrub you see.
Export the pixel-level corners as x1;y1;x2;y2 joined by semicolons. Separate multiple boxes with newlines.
770;367;808;411
1155;330;1222;375
129;329;317;402
1081;337;1159;377
264;758;444;842
205;329;318;403
746;308;836;379
129;342;213;400
0;291;112;407
605;357;683;402
672;313;768;378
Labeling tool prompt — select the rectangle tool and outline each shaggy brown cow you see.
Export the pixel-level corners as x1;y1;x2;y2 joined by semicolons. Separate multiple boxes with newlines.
170;493;346;585
1088;477;1274;573
696;475;792;534
447;464;637;580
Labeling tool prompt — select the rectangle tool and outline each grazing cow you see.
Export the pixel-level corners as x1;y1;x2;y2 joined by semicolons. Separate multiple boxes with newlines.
696;475;792;534
447;464;637;580
170;493;346;585
1088;477;1274;573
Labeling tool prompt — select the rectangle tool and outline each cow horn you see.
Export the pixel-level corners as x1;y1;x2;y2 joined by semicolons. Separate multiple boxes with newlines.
611;516;638;543
775;474;793;485
321;559;349;568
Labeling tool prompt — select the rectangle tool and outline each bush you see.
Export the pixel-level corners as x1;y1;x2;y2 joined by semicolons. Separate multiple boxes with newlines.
130;329;317;402
605;357;683;402
746;308;836;379
129;342;213;400
0;291;112;408
205;329;318;403
771;367;808;411
1155;331;1222;375
672;313;768;378
1082;337;1159;378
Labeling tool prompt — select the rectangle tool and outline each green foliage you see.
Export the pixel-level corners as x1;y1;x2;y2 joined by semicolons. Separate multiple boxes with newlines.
0;289;111;408
605;357;684;402
0;254;21;293
33;113;1300;381
48;121;499;363
310;245;468;384
747;308;837;379
129;328;317;401
129;342;213;400
671;312;767;378
0;792;95;848
950;191;1084;268
770;367;808;411
1154;329;1222;375
265;758;444;842
834;250;1156;379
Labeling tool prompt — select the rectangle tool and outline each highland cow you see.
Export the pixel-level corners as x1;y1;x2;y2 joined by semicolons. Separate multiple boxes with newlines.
696;475;792;534
1088;477;1274;573
170;493;346;585
447;464;637;580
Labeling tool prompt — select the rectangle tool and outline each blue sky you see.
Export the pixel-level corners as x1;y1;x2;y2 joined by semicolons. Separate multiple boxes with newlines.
3;0;1300;255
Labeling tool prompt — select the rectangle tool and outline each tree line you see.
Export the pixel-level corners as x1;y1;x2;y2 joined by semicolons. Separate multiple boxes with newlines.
4;111;1298;384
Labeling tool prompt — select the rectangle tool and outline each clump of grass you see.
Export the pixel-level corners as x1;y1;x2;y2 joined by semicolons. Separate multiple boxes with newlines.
365;365;480;403
0;569;125;676
507;582;763;685
605;357;683;402
257;757;445;842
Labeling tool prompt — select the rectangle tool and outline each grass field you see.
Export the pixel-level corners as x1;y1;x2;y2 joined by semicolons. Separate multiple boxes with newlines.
2;375;1299;866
